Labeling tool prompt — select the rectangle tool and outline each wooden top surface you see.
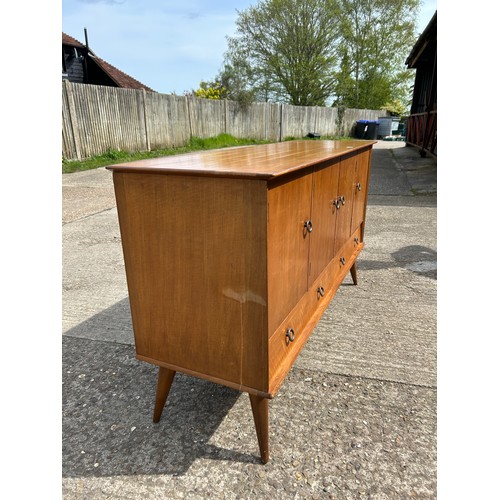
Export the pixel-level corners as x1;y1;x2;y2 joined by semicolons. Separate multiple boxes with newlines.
106;140;376;179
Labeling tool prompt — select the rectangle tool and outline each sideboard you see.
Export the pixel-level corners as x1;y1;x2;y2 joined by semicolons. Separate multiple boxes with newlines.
107;139;375;463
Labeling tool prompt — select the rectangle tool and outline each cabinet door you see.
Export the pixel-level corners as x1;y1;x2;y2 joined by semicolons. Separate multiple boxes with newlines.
334;154;356;256
267;171;313;335
308;159;341;286
350;149;371;236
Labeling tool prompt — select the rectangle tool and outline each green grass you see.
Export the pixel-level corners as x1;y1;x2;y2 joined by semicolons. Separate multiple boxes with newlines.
284;135;349;141
62;133;351;174
62;134;271;174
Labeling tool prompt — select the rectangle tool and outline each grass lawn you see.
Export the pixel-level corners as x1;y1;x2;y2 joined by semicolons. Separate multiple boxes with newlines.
62;133;349;174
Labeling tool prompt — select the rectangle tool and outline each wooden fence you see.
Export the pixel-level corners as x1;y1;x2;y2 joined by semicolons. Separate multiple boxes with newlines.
62;81;387;160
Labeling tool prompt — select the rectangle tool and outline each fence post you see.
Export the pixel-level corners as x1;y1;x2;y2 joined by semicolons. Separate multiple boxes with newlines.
224;99;228;135
264;102;268;141
64;80;82;160
279;104;284;142
186;96;193;139
142;89;151;152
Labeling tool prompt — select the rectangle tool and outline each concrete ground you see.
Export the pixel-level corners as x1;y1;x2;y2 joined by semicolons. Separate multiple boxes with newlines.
62;141;437;499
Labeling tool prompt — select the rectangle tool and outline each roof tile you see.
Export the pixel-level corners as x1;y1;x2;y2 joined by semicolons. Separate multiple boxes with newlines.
62;31;154;92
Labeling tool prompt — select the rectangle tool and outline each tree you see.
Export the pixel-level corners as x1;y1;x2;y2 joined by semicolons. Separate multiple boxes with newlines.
333;0;420;109
216;43;259;106
225;0;342;106
207;0;421;109
193;80;227;100
381;98;407;117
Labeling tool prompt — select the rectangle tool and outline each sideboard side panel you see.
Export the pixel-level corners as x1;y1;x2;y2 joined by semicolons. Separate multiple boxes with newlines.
113;172;269;391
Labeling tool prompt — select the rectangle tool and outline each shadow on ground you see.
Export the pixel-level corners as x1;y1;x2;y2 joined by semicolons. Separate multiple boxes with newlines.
62;336;256;479
64;298;133;344
357;245;437;280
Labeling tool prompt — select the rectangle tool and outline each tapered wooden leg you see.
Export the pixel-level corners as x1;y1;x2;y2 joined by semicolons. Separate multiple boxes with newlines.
249;394;269;464
153;367;176;423
350;261;358;285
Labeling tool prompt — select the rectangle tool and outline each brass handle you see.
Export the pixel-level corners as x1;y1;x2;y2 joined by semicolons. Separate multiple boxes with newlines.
317;286;325;297
356;183;362;191
340;256;346;265
286;328;295;343
304;220;313;233
331;198;340;210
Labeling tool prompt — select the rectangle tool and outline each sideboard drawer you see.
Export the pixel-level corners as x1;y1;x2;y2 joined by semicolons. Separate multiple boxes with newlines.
333;226;363;279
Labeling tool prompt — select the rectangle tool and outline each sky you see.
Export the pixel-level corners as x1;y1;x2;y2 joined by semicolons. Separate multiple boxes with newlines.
62;0;438;95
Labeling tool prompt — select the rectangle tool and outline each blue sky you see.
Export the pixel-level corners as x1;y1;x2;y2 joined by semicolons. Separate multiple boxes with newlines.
62;0;437;95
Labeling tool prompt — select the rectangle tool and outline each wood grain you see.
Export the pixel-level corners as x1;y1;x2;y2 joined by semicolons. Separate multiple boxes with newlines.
308;159;341;286
333;153;356;256
267;170;313;336
351;148;372;236
153;367;176;423
107;140;376;179
249;394;269;464
113;172;269;392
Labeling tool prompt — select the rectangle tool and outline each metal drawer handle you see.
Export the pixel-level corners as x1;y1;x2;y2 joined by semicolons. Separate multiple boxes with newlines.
331;198;340;210
356;182;362;191
340;256;346;265
354;237;359;245
340;195;345;206
286;328;295;343
304;220;313;233
317;286;325;297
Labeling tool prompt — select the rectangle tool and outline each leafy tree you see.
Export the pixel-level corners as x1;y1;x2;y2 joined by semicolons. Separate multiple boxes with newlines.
381;99;407;116
216;43;259;106
225;0;342;106
202;0;421;110
333;0;420;109
193;80;228;100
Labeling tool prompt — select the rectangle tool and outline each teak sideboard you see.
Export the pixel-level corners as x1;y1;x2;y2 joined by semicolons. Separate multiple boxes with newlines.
107;139;375;463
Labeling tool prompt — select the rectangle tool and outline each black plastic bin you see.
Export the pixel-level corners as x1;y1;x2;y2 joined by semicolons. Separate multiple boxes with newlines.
355;120;379;140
